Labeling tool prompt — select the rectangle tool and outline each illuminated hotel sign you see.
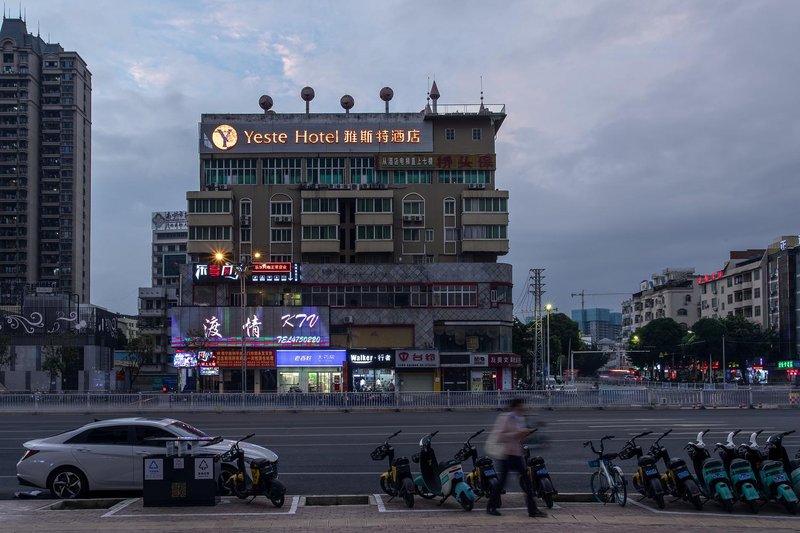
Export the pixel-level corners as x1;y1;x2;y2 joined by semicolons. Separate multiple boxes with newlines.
193;262;301;284
696;271;724;285
200;120;433;154
170;306;330;349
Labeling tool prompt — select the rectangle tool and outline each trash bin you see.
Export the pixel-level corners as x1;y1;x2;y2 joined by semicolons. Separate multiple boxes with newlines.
142;454;220;507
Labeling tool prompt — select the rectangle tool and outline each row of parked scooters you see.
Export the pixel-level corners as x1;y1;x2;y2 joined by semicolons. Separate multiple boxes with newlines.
370;429;558;511
614;428;800;514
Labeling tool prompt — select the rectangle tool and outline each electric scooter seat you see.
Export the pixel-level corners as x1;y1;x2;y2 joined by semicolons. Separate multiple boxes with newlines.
476;456;494;468
638;454;657;468
251;459;270;469
668;458;688;469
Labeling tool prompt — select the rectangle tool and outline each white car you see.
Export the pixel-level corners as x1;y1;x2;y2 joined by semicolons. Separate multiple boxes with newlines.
16;417;278;499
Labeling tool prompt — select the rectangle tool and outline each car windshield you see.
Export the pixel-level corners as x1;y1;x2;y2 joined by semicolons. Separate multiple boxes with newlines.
166;420;212;439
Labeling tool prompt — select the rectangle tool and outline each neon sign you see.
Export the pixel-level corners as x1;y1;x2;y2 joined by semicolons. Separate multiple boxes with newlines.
193;262;301;284
696;271;724;285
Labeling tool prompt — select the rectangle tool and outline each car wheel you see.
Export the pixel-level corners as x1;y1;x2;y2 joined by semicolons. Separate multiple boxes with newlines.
49;467;88;499
217;465;237;496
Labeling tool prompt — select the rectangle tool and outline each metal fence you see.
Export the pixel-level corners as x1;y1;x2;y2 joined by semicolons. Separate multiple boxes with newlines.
1;388;798;413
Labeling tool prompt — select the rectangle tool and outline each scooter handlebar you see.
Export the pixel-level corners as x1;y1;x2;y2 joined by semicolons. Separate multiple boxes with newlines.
467;429;485;442
654;429;672;445
388;430;402;440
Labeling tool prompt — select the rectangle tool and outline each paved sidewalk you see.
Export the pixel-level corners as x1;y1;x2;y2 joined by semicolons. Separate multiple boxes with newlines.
2;493;800;532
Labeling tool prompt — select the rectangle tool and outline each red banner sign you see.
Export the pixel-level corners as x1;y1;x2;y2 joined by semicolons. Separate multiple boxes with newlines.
206;349;276;368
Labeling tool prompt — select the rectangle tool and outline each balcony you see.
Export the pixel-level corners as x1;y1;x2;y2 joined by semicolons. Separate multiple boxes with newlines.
461;238;509;254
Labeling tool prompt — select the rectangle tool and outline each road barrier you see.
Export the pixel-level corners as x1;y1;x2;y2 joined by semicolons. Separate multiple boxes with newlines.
0;387;799;413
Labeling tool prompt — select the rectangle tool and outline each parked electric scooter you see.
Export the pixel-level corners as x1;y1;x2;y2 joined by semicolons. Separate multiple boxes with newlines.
521;434;558;509
685;429;735;512
458;429;499;504
714;430;761;513
647;429;703;510
370;430;415;508
737;430;798;514
763;430;800;498
618;431;666;509
220;434;287;507
412;431;476;511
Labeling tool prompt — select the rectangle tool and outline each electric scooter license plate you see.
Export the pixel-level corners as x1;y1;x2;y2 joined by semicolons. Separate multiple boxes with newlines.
710;472;726;479
773;474;787;482
677;471;690;479
536;469;548;476
645;469;658;476
483;469;496;477
737;473;752;481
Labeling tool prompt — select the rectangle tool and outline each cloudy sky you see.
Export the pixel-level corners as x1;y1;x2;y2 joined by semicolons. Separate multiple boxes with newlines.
18;0;800;316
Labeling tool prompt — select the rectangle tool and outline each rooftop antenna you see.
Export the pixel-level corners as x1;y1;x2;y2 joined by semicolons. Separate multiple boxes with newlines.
479;76;486;113
429;79;440;114
340;94;354;114
424;76;432;114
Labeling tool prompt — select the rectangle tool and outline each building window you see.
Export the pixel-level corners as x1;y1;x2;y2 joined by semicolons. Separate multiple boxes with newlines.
355;198;392;213
426;229;434;242
445;228;459;242
302;225;338;240
472;128;482;141
463;197;507;212
445;128;455;140
240;228;251;243
188;198;231;213
240;199;251;217
462;225;507;239
263;158;302;184
350;157;374;184
754;270;760;281
203;159;257;185
437;170;490;184
754;305;761;317
754;287;760;299
188;226;231;240
356;225;392;240
270;200;293;215
393;170;431;184
402;199;424;215
271;228;292;243
403;229;421;241
271;254;292;262
307;157;344;184
432;285;477;307
444;198;455;215
302;198;338;213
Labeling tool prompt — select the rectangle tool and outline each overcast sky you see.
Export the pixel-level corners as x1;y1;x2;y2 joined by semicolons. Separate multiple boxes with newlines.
19;0;800;316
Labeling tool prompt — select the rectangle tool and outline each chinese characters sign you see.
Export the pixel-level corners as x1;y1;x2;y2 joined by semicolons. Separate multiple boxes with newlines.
696;271;724;285
200;120;433;154
395;349;440;368
347;350;395;368
170;306;330;349
488;354;522;368
276;349;346;367
193;262;301;284
377;154;496;170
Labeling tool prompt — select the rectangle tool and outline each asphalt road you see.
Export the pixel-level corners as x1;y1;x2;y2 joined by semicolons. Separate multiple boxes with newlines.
2;408;800;500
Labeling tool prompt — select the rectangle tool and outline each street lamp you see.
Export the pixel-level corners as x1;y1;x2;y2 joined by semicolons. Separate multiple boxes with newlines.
214;251;260;398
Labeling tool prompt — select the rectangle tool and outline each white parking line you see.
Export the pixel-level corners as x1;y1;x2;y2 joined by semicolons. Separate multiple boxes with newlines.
102;497;138;517
103;496;300;518
628;498;800;519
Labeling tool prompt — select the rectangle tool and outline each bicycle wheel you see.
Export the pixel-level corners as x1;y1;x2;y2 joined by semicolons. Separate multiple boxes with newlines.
590;471;610;503
611;470;627;507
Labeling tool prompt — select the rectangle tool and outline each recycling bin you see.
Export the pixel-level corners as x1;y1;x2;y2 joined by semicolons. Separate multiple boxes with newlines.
142;454;220;507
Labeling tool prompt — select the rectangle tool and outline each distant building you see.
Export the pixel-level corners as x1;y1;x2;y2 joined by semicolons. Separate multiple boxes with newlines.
137;211;187;390
571;308;622;344
0;17;92;305
766;236;799;359
697;249;767;328
622;268;699;337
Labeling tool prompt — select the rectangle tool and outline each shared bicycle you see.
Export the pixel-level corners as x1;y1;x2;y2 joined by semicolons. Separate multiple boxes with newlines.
584;435;627;506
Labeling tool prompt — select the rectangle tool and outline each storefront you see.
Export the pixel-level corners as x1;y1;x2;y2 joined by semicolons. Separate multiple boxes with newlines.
347;350;395;392
276;349;346;393
488;353;522;390
468;353;496;391
395;349;439;392
440;353;470;391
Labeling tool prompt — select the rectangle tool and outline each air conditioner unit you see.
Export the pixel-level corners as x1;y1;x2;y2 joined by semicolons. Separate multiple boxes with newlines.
240;215;251;226
350;184;360;190
342;315;354;324
413;215;423;221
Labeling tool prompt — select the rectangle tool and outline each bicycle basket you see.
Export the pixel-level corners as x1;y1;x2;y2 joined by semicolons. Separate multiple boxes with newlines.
370;447;387;461
588;458;600;468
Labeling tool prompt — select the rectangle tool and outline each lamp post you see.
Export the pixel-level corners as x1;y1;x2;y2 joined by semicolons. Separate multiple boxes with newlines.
545;303;553;386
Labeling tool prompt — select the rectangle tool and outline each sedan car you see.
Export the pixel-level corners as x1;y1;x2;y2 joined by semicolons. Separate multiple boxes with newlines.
16;417;278;499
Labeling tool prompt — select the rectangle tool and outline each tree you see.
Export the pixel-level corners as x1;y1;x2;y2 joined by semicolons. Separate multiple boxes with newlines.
721;315;773;384
572;351;610;377
548;313;583;376
124;336;154;392
41;345;66;392
631;318;684;379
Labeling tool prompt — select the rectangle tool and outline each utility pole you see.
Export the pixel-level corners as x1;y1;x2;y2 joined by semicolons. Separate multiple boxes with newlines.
529;268;545;389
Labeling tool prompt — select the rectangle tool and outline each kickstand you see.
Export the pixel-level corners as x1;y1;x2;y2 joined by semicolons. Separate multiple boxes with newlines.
438;497;448;507
246;495;257;504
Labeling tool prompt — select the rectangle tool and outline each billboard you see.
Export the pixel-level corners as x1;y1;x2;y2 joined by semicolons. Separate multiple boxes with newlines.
170;306;330;349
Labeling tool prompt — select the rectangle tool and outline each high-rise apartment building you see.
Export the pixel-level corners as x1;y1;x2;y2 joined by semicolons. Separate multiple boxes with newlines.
621;268;699;338
0;17;91;305
571;308;622;343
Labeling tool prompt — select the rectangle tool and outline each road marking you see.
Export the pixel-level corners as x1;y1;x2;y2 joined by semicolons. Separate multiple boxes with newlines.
105;496;300;518
102;497;138;517
628;498;800;519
